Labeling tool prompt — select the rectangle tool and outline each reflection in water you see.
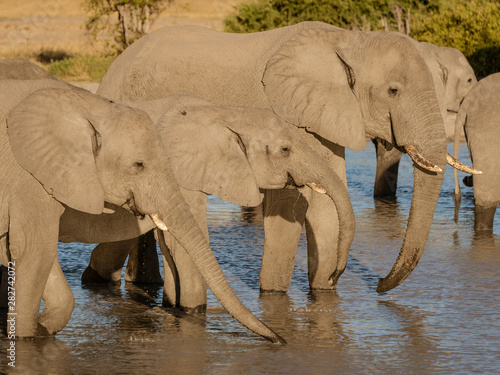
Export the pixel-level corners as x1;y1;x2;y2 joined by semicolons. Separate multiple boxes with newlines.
1;142;499;374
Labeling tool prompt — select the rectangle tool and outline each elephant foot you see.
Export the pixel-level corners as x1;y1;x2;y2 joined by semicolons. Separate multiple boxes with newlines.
36;323;51;336
259;288;288;295
309;287;337;293
162;299;207;314
81;266;114;284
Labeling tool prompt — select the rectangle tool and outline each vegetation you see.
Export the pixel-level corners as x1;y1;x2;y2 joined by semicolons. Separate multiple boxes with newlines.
223;0;500;77
45;54;115;82
83;0;172;53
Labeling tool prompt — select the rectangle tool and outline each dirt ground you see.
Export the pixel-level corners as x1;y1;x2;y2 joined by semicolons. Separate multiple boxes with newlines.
0;0;237;57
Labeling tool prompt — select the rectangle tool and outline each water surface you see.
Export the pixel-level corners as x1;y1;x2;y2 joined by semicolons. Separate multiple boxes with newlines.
1;142;499;374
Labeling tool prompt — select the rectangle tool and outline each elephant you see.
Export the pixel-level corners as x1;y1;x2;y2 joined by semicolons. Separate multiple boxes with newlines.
76;94;355;312
0;58;63;81
373;41;478;197
96;21;471;293
0;77;284;344
453;73;500;234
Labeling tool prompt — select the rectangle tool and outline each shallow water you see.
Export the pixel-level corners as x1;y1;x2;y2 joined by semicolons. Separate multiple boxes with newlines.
1;142;499;374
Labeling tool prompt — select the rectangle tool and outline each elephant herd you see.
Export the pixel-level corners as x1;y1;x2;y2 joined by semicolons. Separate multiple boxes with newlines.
0;21;495;344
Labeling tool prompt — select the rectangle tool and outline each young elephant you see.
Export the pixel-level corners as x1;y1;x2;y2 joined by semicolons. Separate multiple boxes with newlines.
0;80;284;344
453;73;500;233
78;94;355;312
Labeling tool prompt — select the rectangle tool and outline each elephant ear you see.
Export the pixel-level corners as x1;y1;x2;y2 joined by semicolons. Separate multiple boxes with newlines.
262;28;366;151
158;99;262;207
7;88;105;214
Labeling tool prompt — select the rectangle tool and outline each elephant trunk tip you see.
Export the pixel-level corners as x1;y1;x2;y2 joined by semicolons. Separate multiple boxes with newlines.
328;269;344;288
270;333;287;345
376;265;416;294
376;278;395;294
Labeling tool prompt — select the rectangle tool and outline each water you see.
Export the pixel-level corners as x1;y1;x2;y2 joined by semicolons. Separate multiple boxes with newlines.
1;142;499;374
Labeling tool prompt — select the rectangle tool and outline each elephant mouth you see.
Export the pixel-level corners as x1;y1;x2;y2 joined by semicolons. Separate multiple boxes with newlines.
124;193;145;219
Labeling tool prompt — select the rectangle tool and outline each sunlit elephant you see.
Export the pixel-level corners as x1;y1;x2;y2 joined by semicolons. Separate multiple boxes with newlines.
373;41;478;197
0;78;284;344
97;21;470;293
78;94;355;312
0;58;63;81
453;73;500;234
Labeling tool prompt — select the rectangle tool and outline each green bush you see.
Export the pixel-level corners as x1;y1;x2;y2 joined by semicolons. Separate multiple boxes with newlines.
411;0;500;77
224;0;434;33
223;0;500;77
47;55;115;82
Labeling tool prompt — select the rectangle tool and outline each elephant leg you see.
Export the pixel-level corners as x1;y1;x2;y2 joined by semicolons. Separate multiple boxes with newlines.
124;230;163;284
38;255;75;335
373;139;402;198
81;239;135;284
260;188;308;293
474;204;498;234
9;199;63;337
157;189;208;313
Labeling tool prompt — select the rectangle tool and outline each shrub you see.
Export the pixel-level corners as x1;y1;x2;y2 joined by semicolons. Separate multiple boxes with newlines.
223;0;500;76
411;0;500;77
47;55;115;82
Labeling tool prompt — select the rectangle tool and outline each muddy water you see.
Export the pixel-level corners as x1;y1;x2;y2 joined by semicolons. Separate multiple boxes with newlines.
1;142;499;374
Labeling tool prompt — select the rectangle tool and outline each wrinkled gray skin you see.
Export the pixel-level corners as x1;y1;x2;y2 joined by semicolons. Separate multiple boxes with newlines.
453;73;500;234
97;22;448;293
0;75;284;343
373;41;477;197
79;94;355;312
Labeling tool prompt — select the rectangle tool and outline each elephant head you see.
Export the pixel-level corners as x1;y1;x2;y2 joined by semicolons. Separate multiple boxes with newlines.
261;28;448;292
146;95;355;274
416;42;477;120
5;85;284;343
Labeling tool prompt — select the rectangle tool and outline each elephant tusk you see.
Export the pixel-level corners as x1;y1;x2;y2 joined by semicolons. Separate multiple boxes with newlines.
306;182;327;194
404;145;442;173
149;213;168;231
446;153;482;175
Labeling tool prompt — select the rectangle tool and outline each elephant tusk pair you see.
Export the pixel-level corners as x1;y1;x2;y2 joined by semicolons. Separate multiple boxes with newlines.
404;145;482;175
149;213;169;231
306;182;327;194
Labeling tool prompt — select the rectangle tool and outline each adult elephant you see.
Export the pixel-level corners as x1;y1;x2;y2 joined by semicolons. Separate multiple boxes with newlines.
75;94;355;312
453;73;500;234
0;78;284;344
97;22;462;293
373;41;478;197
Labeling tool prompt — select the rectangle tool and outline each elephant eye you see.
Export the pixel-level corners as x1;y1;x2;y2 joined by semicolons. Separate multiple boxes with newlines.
388;87;399;97
133;161;145;171
281;146;291;156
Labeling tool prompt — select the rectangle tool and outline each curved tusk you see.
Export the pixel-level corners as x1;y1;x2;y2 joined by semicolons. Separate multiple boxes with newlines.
446;153;482;175
404;145;442;173
149;213;168;231
306;182;327;194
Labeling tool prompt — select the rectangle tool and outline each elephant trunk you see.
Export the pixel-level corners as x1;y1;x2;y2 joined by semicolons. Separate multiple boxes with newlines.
289;148;356;287
139;164;286;344
377;105;446;293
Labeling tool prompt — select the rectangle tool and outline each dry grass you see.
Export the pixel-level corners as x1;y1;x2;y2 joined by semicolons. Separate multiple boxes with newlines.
0;0;238;77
